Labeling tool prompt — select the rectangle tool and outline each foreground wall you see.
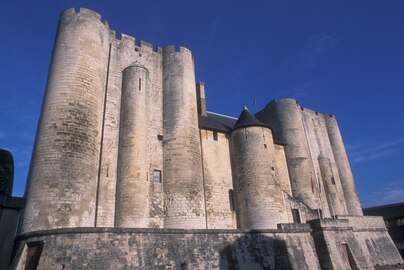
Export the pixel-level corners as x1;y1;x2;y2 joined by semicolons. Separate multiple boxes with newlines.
12;226;320;270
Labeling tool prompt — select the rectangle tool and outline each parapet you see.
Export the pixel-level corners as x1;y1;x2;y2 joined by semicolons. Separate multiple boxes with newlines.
163;45;193;55
60;7;102;21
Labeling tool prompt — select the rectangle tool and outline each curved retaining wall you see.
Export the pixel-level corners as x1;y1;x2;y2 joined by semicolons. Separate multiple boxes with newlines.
12;226;319;270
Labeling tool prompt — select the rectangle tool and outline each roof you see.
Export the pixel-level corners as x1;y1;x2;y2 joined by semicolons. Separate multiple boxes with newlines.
198;110;285;145
198;111;237;133
232;107;273;132
363;202;404;219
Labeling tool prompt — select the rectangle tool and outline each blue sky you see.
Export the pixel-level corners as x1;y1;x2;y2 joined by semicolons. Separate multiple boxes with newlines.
1;0;403;207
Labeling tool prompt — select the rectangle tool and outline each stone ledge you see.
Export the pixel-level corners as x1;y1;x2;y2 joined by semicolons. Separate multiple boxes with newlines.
16;225;313;240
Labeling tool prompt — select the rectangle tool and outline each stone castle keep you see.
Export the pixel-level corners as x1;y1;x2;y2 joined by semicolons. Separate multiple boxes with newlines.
10;8;403;269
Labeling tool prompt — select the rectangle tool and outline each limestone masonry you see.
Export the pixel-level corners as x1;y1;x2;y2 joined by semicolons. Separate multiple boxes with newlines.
11;8;403;269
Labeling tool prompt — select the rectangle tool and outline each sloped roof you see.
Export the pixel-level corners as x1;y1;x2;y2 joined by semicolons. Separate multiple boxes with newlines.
198;111;237;133
232;107;273;131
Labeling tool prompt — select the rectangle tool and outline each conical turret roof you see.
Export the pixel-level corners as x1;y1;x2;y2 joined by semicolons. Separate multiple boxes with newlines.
232;106;272;131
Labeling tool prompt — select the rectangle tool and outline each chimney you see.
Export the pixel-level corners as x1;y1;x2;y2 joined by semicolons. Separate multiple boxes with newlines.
196;82;207;116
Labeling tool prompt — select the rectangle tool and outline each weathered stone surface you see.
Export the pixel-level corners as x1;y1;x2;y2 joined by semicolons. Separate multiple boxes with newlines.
12;227;320;270
13;7;403;269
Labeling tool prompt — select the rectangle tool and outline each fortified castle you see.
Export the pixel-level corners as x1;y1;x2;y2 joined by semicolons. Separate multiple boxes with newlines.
9;8;403;269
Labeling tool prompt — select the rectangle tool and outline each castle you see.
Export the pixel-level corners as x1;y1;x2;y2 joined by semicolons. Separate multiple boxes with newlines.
10;8;403;269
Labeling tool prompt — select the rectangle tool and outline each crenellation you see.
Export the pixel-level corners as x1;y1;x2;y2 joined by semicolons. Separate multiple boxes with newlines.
120;33;135;47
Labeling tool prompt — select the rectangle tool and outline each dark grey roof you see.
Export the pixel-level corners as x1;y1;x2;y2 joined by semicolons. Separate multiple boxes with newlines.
232;107;273;131
363;202;404;219
198;112;237;133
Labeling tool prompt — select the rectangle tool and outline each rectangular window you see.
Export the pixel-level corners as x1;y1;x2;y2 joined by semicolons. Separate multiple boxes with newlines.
213;131;218;141
153;170;162;183
292;209;301;223
139;78;141;90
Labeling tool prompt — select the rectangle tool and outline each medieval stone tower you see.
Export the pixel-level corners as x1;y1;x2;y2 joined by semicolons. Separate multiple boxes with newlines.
11;8;403;269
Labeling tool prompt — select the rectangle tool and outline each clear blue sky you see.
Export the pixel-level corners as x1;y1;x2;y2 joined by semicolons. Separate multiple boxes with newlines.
1;0;403;207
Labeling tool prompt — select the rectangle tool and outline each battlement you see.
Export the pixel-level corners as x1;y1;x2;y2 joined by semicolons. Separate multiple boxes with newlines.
60;8;105;24
163;45;193;55
263;98;337;119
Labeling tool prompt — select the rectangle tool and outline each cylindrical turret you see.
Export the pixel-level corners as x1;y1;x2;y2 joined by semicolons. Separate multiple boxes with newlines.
231;109;288;229
318;155;346;216
115;65;149;227
270;99;319;210
162;46;206;229
325;115;363;216
20;8;110;233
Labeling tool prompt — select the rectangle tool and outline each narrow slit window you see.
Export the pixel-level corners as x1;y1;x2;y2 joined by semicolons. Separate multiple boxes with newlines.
292;209;301;223
25;241;44;270
331;177;336;185
229;189;235;211
153;170;162;183
139;78;141;90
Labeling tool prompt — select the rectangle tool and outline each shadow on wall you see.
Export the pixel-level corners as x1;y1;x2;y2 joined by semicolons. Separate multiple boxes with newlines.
219;233;292;270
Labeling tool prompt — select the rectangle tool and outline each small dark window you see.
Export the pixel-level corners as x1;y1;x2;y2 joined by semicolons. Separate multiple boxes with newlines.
331;177;335;185
157;135;163;141
139;78;141;90
271;166;275;171
25;241;44;270
292;209;301;224
229;189;235;211
213;131;218;141
264;144;267;148
153;170;162;183
180;262;189;270
318;209;323;219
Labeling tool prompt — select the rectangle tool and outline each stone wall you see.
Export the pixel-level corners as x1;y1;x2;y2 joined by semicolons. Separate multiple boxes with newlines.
12;227;320;270
200;129;236;229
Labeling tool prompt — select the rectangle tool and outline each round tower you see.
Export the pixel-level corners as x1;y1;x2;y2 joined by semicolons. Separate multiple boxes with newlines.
20;8;110;233
231;108;288;229
115;65;150;227
162;46;206;229
318;155;346;216
325;114;363;216
270;99;319;210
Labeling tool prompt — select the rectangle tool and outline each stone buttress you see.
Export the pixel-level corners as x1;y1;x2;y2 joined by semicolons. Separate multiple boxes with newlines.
115;65;150;227
325;114;363;216
162;46;206;229
20;8;110;233
257;99;320;211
